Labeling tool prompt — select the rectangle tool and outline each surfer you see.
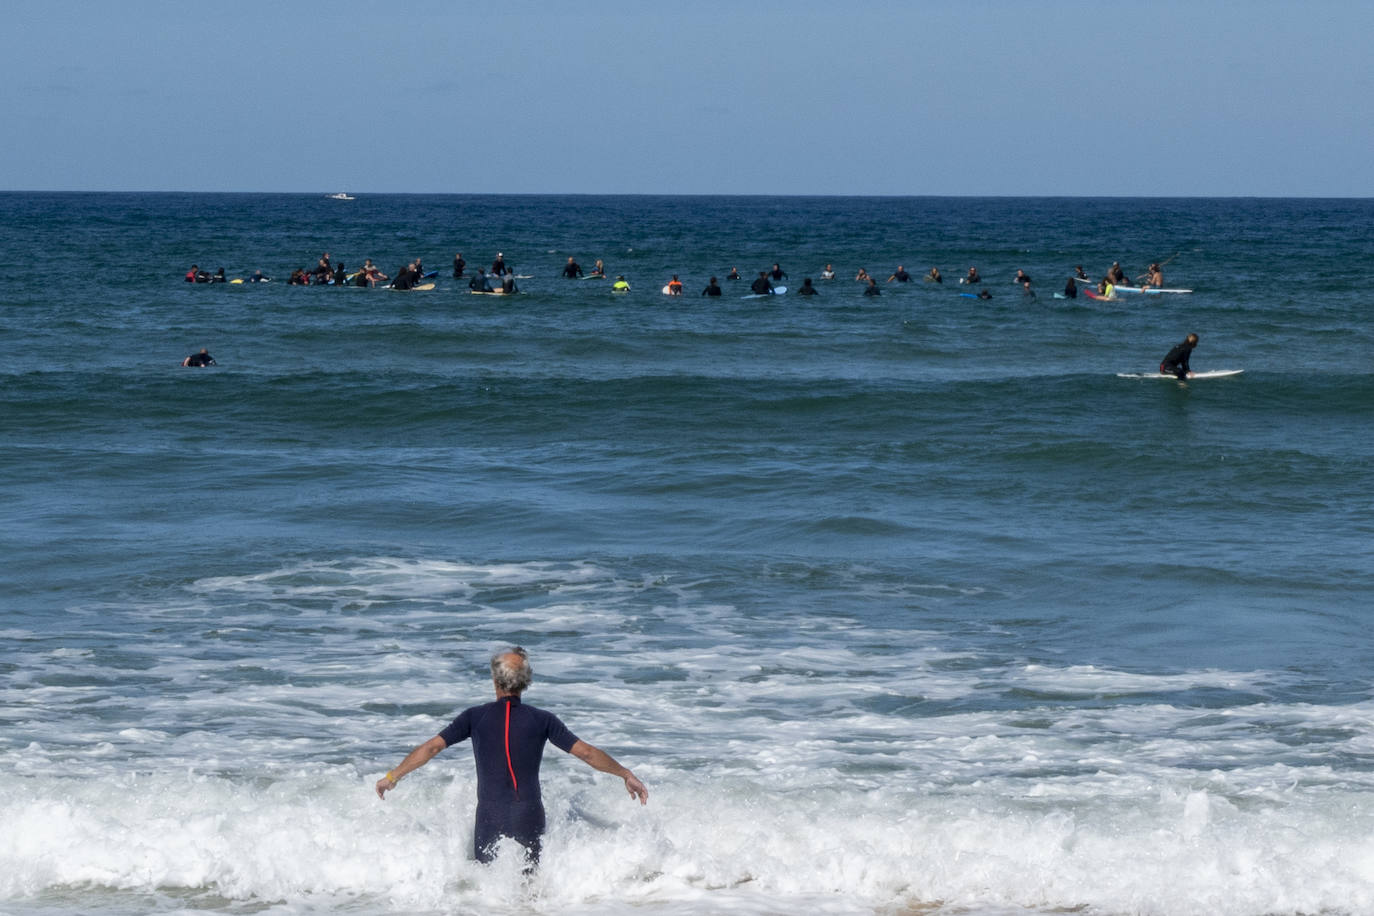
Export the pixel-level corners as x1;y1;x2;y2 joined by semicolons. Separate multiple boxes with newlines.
375;647;647;868
925;267;942;283
1062;278;1078;299
726;267;741;281
453;253;466;278
977;289;992;300
562;257;584;279
1107;262;1127;285
312;253;332;281
887;266;912;283
1159;333;1199;379
249;270;269;283
666;275;684;295
769;263;788;283
181;348;215;367
210;268;227;283
612;275;631;292
862;277;881;296
1013;269;1032;286
854;268;870;283
469;270;493;293
964;266;981;285
1141;263;1164;288
590;259;606;278
184;265;200;283
797;278;819;296
702;277;722;297
1074;265;1090;280
750;272;774;296
501;272;518;294
332;263;347;286
391;262;418;290
820;264;835;280
1021;280;1036;300
491;253;507;277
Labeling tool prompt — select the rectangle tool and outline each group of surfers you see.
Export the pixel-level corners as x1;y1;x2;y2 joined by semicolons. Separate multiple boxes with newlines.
186;250;1172;304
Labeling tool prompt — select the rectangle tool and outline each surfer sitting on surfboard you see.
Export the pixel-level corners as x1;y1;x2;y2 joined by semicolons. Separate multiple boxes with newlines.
1160;333;1199;379
750;272;774;296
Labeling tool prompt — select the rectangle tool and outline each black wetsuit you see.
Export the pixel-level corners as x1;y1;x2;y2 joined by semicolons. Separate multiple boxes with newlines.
702;281;722;297
769;268;787;283
562;262;583;278
453;257;466;279
1160;340;1196;379
392;267;416;291
439;696;579;864
491;258;506;277
502;275;518;294
470;273;492;292
797;282;818;296
892;269;911;282
184;352;215;367
1063;279;1078;299
750;276;773;295
863;283;881;296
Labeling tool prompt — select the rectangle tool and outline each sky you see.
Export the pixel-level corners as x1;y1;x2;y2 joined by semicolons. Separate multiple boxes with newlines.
3;0;1370;196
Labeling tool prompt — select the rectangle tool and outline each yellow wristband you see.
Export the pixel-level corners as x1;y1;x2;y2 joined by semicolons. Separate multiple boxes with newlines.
386;771;398;785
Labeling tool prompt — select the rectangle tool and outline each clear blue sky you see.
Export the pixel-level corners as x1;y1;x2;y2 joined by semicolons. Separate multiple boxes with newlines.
4;0;1369;196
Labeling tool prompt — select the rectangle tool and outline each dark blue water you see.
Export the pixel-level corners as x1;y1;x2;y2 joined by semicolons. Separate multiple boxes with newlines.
2;193;1372;916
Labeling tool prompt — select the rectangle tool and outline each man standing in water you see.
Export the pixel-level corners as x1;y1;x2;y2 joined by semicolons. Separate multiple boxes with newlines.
374;647;648;866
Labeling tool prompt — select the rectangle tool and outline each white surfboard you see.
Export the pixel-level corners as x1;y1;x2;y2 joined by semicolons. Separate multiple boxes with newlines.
1110;286;1194;294
742;285;787;299
1116;369;1244;379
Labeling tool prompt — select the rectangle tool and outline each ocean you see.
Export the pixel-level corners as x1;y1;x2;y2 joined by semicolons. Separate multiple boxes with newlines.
1;192;1372;916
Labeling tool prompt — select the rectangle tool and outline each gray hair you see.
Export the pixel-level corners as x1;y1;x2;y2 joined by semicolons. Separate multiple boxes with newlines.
490;646;532;694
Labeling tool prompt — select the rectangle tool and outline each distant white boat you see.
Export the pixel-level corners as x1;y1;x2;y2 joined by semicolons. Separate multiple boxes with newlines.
326;193;355;200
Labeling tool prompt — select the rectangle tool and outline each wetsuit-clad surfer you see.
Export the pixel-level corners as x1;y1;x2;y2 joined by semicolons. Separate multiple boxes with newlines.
374;648;647;867
750;272;774;295
1063;278;1078;299
562;258;584;278
702;277;722;297
1160;333;1199;379
887;266;912;283
182;348;216;367
453;254;466;278
797;278;819;296
491;253;507;277
470;270;492;293
769;263;788;283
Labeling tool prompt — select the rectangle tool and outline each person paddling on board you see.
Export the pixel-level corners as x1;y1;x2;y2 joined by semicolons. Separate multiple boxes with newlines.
182;348;216;367
1074;265;1090;281
1160;333;1199;379
750;272;774;295
375;647;647;869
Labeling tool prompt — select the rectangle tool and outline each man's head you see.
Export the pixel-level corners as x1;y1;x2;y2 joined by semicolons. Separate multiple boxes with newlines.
491;647;532;695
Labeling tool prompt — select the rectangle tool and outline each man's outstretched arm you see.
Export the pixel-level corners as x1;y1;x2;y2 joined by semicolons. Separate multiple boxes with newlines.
375;735;446;799
569;739;648;804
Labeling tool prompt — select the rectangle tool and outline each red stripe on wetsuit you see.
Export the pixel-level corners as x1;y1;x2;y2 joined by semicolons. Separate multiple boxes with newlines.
503;697;518;797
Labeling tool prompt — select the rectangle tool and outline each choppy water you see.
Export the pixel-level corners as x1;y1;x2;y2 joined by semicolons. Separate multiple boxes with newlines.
2;193;1373;916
